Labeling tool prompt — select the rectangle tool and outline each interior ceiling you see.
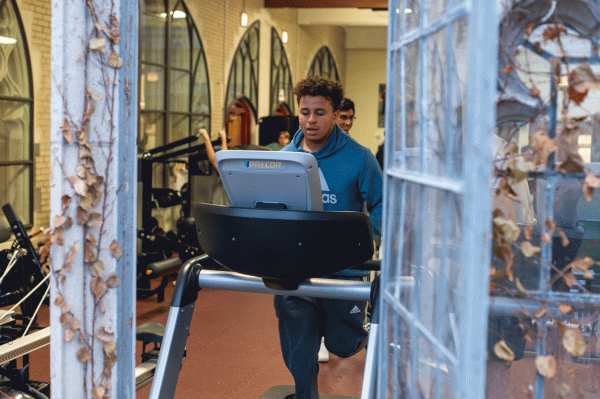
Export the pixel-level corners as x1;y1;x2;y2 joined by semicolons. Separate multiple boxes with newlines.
264;0;389;50
264;0;387;9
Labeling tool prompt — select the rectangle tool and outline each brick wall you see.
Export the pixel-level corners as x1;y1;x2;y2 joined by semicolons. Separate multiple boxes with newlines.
14;0;351;228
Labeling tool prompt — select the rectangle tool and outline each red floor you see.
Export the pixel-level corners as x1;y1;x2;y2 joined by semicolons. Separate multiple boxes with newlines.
25;277;366;398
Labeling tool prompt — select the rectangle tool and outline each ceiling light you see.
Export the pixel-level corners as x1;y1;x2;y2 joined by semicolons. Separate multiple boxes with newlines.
282;31;288;43
405;8;413;13
0;36;16;44
241;12;248;27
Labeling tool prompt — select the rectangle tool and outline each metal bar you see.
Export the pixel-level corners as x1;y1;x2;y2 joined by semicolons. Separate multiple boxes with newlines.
360;323;379;399
0;327;50;364
386;168;465;194
382;290;459;366
197;270;372;301
148;302;196;399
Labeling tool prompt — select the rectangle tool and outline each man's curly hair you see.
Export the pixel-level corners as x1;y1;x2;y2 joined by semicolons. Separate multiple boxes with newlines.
293;76;344;111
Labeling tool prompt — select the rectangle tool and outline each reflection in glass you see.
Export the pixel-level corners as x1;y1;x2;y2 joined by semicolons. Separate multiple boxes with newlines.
170;69;191;112
140;65;165;110
225;21;260;113
0;164;30;223
0;101;30;161
170;3;191;70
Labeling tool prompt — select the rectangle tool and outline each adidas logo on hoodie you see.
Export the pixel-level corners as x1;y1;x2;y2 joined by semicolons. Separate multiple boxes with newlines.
319;168;337;204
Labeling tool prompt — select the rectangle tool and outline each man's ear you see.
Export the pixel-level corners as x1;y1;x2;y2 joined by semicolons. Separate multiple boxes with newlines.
333;109;340;119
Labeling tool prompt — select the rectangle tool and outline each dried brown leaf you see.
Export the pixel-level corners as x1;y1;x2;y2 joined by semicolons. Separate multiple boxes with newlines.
583;172;600;202
534;306;547;319
558;153;585;174
563;272;576;288
54;296;65;307
521;241;541;258
92;386;105;399
106;272;121;289
569;256;594;272
109;27;121;44
558;228;570;247
61;303;71;314
562;327;586;356
542;24;566;41
107;51;123;69
89;260;104;278
515;278;528;296
68;176;88;197
524;225;533;241
64;328;76;342
91;276;107;298
541;232;551;244
546;220;556;235
59;313;70;326
53;215;67;228
61;195;72;212
535;355;557;378
85;232;97;246
84;241;96;263
87;212;103;227
559;303;573;314
77;207;89;225
89;37;106;52
494;340;515;361
493;216;520;242
109;240;122;259
97;326;114;343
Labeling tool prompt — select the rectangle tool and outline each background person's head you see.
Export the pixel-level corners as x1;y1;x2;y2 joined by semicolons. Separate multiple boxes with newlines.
336;98;355;133
278;130;291;147
293;76;344;149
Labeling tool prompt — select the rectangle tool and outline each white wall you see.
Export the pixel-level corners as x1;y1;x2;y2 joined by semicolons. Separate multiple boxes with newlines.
345;49;387;155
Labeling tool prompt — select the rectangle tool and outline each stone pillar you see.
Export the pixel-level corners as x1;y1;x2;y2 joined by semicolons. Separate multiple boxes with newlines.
50;0;138;397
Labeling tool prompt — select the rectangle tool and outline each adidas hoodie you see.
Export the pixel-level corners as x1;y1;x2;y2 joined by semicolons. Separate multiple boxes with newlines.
281;124;383;238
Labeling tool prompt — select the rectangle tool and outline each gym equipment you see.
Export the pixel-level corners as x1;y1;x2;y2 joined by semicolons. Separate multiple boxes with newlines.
0;203;51;398
148;151;383;398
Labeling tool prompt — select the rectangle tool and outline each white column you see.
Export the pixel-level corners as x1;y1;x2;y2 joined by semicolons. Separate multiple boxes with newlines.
50;0;138;398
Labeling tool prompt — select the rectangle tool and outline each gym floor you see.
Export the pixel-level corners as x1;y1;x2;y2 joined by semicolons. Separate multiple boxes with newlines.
27;277;366;398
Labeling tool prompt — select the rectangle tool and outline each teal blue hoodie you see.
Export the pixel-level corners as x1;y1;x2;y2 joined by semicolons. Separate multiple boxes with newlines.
281;124;383;238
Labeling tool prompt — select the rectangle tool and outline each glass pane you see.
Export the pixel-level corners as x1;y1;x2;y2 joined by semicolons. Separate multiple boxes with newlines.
141;0;164;14
450;17;468;178
192;54;210;115
169;69;190;112
383;305;412;398
405;41;420;152
0;164;30;224
169;114;190;143
191;115;209;135
0;100;30;161
426;28;448;176
140;12;165;64
0;0;30;97
170;3;190;70
427;0;448;24
140;63;165;110
405;0;420;32
138;112;164;153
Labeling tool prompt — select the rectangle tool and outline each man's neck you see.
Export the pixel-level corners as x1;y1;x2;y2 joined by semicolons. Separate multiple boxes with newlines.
301;137;324;153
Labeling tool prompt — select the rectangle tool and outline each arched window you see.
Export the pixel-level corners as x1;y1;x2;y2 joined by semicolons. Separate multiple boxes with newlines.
0;0;33;225
225;21;260;119
139;0;211;153
270;28;294;115
307;46;340;82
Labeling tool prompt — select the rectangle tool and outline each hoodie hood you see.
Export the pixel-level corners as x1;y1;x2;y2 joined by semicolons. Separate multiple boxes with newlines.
284;124;349;160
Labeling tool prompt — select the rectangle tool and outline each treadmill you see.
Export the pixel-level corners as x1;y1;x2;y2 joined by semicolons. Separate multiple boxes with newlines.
148;150;382;399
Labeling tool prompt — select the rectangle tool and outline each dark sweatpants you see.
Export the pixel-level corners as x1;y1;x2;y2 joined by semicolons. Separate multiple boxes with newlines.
273;294;368;399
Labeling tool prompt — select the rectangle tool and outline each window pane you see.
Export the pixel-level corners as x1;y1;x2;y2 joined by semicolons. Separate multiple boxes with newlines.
169;114;189;143
140;13;165;64
0;100;30;161
170;69;190;112
405;41;420;151
138;112;164;153
140;64;165;110
170;4;190;70
0;164;30;224
0;0;30;97
192;54;210;115
426;28;447;176
191;115;209;134
451;18;468;178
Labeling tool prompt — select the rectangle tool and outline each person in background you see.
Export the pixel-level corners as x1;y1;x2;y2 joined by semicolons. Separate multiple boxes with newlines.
336;98;355;134
276;76;382;399
199;128;228;171
266;130;291;151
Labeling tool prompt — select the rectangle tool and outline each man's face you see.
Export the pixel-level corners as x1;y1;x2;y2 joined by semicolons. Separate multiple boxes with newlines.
336;109;354;133
298;95;338;147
